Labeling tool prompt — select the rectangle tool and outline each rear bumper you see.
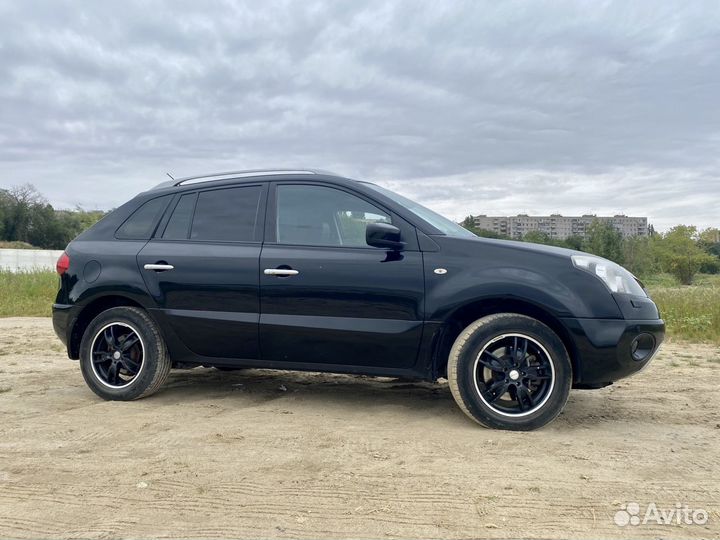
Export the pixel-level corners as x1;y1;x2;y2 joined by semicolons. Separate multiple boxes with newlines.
561;317;665;387
52;303;77;356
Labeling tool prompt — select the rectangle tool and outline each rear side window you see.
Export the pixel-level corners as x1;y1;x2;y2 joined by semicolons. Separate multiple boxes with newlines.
162;194;196;240
190;186;262;242
115;195;171;240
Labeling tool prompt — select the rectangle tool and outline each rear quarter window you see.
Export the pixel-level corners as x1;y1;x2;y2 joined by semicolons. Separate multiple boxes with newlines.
115;195;172;240
162;193;196;240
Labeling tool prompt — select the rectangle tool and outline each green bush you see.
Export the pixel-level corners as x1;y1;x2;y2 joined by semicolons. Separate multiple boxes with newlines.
652;226;715;285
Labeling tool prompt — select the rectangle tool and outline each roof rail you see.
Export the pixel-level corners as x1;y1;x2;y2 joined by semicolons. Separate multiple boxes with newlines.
173;168;340;187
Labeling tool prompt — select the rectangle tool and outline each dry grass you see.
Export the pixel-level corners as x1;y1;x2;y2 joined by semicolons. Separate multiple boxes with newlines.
0;270;58;317
0;240;36;249
647;274;720;344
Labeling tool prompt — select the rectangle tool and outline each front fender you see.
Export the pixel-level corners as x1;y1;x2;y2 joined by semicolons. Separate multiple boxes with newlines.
423;239;622;321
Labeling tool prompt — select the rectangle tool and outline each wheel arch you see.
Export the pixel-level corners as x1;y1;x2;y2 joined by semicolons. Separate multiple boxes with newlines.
68;295;146;359
432;297;578;382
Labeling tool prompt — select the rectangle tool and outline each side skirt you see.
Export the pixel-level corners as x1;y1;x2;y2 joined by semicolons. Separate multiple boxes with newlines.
179;358;433;380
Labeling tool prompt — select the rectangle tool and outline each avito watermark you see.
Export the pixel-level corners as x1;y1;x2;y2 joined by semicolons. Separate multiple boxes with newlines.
614;502;709;527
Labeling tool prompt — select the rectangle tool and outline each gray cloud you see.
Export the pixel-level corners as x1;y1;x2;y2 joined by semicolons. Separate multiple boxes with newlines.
0;0;718;229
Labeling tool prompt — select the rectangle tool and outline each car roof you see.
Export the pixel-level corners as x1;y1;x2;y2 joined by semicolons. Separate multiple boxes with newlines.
150;168;352;192
142;168;447;236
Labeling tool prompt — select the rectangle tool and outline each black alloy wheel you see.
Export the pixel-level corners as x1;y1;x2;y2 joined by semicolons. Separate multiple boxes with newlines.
90;322;145;388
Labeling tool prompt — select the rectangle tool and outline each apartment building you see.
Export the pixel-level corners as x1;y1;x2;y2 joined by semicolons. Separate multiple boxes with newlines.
472;214;648;240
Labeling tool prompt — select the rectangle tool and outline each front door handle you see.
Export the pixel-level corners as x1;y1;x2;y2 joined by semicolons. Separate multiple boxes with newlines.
144;263;174;272
263;268;299;277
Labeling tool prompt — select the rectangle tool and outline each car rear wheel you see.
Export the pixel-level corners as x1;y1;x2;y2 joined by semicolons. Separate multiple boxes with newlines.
447;313;572;431
79;306;171;400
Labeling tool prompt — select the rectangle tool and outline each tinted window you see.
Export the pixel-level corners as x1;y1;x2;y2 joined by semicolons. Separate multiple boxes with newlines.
190;186;262;242
115;196;171;240
162;193;196;240
277;185;390;247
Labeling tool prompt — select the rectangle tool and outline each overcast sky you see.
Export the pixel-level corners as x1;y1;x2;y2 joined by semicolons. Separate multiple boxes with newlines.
1;1;718;230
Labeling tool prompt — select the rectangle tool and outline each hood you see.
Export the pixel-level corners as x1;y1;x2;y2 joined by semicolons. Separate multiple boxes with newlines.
447;234;584;260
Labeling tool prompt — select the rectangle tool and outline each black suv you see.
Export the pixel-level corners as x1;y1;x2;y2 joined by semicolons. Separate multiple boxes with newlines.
52;169;664;430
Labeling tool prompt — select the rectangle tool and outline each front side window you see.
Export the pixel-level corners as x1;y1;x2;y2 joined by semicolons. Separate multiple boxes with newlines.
190;186;262;242
276;185;391;247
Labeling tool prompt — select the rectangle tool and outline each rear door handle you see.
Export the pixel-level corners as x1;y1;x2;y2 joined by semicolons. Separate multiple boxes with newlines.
144;263;174;272
263;268;299;277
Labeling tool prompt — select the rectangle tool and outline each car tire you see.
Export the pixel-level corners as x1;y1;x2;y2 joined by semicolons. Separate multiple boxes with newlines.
79;306;171;401
447;313;571;431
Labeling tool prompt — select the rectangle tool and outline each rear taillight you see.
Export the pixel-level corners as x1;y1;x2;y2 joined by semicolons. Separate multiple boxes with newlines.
56;252;70;275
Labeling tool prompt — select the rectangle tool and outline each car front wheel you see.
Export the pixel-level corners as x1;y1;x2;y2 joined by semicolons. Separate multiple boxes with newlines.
447;313;572;431
79;306;171;401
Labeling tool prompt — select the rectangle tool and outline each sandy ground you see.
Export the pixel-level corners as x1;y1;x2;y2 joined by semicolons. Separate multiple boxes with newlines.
0;317;718;539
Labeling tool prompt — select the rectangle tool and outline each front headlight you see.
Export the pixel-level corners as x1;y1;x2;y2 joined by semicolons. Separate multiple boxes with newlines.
571;255;646;296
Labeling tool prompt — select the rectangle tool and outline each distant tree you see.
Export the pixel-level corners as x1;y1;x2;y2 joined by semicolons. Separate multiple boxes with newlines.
699;258;720;274
72;207;107;231
584;220;624;264
522;230;556;245
698;228;720;256
474;228;510;240
622;236;659;278
0;183;106;249
461;215;475;229
654;226;715;284
26;203;65;248
0;184;46;242
561;235;584;251
696;228;720;274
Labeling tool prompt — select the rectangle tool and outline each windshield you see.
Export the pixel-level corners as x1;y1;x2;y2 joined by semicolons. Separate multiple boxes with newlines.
363;183;477;238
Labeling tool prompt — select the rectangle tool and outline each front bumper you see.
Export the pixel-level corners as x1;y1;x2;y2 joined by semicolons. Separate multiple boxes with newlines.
561;317;665;387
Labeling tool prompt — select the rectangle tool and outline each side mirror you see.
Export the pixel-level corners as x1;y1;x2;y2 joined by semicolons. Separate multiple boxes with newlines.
366;223;405;251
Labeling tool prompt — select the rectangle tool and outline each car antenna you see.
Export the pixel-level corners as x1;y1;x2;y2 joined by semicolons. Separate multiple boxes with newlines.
166;172;175;181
